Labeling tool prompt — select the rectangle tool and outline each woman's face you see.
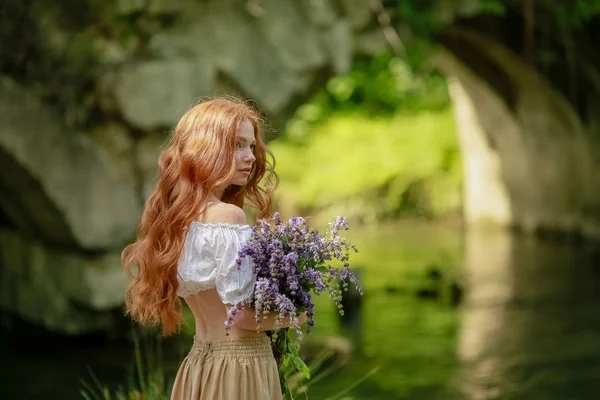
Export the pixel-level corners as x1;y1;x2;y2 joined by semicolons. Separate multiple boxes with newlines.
229;119;257;186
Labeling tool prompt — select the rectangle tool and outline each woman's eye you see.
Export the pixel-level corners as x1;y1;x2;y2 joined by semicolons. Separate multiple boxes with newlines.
235;142;242;149
250;145;256;152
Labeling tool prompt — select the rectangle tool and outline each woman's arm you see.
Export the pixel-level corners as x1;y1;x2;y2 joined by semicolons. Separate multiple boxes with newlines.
226;305;307;331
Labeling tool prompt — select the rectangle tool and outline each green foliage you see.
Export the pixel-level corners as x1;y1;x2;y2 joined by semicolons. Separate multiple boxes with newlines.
0;0;112;126
272;109;462;223
387;0;600;38
538;0;600;29
272;44;460;221
395;1;447;35
479;0;506;15
387;0;506;37
287;342;375;399
283;344;379;400
273;328;312;399
283;49;453;155
286;51;449;138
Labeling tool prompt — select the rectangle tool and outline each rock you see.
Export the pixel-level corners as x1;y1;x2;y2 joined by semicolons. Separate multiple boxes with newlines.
117;0;146;14
114;0;392;128
0;78;141;250
135;132;169;200
355;28;390;56
115;59;215;130
87;121;136;183
339;0;373;30
301;0;339;27
117;0;186;15
67;253;127;311
93;37;131;65
210;4;305;115
126;1;311;126
0;228;127;334
323;19;353;74
254;0;327;71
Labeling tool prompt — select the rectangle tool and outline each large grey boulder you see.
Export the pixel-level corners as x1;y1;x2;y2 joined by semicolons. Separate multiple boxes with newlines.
114;0;371;130
0;78;142;250
0;228;127;334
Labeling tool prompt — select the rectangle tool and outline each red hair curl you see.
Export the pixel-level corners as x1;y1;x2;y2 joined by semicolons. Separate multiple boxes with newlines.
121;98;278;335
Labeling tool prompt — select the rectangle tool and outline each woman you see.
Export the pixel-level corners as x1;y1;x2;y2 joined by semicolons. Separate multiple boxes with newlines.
121;98;303;399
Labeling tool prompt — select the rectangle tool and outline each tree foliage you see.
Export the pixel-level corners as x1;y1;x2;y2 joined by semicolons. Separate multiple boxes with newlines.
392;0;600;34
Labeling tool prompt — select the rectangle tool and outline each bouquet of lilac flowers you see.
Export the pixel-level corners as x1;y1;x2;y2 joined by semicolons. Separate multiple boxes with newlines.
225;212;362;398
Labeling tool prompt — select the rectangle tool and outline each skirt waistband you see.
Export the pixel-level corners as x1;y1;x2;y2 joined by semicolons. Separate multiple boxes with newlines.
188;336;274;360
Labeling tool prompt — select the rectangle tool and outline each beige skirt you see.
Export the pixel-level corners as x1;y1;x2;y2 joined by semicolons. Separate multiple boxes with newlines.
170;336;282;400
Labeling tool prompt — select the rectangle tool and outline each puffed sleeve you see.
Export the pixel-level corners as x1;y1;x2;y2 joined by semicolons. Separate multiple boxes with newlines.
214;225;256;305
176;224;219;298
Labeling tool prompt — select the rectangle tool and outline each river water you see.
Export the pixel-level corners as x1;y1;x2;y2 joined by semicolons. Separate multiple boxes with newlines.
1;222;600;399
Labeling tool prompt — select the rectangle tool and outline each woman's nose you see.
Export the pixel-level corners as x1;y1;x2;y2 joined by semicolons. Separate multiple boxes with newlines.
246;150;256;162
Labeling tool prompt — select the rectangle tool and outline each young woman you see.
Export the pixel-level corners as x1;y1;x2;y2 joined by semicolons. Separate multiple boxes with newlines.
121;98;304;399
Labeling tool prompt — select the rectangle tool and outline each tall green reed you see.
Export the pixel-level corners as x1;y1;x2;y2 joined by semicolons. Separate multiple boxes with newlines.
80;332;173;400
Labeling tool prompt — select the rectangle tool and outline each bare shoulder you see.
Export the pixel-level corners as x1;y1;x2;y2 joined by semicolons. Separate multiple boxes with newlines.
202;202;248;226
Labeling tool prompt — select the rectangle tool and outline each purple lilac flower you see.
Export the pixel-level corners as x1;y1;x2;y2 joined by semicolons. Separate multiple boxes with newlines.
225;214;361;339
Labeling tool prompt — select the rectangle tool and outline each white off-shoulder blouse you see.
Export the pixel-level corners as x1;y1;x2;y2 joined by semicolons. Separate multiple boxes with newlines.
176;222;256;304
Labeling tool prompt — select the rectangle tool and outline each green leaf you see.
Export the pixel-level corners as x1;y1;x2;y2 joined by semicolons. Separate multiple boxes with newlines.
291;355;311;380
287;341;310;379
279;369;294;400
287;340;299;356
480;0;505;15
316;265;329;273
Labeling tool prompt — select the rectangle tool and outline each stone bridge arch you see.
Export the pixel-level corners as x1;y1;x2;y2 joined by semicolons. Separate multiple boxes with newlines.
435;16;600;238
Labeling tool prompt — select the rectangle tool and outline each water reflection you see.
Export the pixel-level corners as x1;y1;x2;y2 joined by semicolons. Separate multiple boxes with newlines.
3;224;600;399
457;228;600;399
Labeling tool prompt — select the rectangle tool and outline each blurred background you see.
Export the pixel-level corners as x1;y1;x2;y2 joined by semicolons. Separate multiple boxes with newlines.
2;0;600;399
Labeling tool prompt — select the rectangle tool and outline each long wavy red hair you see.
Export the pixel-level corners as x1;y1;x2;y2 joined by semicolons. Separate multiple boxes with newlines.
121;98;278;335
